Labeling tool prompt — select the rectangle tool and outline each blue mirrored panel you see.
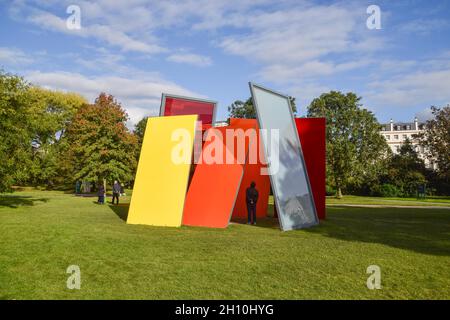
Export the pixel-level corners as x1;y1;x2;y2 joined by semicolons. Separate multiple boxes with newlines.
250;83;318;230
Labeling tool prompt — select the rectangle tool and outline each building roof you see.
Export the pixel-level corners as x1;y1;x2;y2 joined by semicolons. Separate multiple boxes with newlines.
380;119;425;131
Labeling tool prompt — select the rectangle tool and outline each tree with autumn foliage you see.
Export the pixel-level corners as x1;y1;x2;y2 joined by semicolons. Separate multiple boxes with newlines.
64;93;138;187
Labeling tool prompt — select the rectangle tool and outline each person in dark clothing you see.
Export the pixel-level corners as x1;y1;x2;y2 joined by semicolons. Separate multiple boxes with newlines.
246;181;259;225
97;184;105;204
112;180;121;205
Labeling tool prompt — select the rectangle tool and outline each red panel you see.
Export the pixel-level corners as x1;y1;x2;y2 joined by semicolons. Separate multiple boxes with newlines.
229;118;271;219
163;96;215;125
183;127;244;228
295;118;326;220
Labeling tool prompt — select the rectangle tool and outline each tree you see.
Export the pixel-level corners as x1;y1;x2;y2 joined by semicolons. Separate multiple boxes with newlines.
419;106;450;181
26;87;87;186
384;138;428;196
134;116;148;148
307;91;389;198
0;71;33;192
228;96;297;119
64;93;138;187
134;116;149;162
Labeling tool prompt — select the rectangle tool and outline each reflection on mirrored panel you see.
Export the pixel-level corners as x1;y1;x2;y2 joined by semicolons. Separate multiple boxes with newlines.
249;83;318;231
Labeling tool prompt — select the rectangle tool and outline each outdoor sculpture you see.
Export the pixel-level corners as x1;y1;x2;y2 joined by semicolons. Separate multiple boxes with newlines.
127;86;325;231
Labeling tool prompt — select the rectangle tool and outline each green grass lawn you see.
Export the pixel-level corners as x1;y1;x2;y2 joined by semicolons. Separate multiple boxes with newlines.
0;190;449;300
326;195;450;207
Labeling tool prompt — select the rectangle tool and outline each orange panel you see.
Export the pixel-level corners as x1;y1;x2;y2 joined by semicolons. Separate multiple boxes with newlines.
182;126;244;228
229;118;271;219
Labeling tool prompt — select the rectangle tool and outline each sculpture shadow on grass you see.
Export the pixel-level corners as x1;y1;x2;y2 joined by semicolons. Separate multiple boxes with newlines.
0;195;50;208
108;203;129;221
305;206;450;257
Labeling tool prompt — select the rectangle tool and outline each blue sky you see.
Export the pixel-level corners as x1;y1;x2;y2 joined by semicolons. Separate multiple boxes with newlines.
1;0;449;126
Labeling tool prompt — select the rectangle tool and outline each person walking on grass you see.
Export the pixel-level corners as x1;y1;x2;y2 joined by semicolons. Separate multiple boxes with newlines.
112;180;121;205
97;184;105;204
246;181;259;225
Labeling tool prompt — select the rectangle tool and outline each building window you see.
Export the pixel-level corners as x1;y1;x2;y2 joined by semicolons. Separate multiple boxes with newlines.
394;135;399;140
403;134;407;140
386;135;390;140
395;145;400;152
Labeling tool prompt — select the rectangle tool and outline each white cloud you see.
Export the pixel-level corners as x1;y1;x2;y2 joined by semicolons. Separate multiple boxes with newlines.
259;59;374;84
166;53;212;67
215;3;383;86
74;48;125;71
415;108;434;122
288;82;331;115
25;70;206;125
366;68;450;109
0;47;34;65
26;10;166;54
9;1;379;77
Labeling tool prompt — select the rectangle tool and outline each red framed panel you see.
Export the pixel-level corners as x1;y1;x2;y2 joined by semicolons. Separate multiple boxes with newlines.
160;94;217;125
295;118;326;220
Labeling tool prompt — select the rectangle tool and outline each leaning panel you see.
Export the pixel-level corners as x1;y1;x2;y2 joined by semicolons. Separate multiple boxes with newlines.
182;126;244;228
249;83;318;230
127;115;197;227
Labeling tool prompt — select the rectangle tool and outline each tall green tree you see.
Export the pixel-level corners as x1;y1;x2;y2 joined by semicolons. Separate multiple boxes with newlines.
134;116;149;162
307;91;389;198
385;138;427;196
26;87;87;186
419;105;450;181
64;93;137;187
134;116;148;146
0;71;32;192
228;96;297;119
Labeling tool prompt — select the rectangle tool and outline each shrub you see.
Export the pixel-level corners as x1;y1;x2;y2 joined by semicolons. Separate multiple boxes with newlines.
371;183;401;197
326;185;336;196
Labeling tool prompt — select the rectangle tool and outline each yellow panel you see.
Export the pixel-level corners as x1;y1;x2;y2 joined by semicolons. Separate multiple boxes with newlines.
127;115;197;227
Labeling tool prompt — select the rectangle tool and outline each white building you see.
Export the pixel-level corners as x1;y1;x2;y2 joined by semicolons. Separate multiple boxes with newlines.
380;118;436;169
214;120;229;127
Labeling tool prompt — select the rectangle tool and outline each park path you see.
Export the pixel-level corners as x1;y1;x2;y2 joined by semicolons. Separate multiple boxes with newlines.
327;204;450;209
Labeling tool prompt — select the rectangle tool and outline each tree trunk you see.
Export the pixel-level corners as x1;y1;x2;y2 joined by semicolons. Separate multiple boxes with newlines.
336;187;342;199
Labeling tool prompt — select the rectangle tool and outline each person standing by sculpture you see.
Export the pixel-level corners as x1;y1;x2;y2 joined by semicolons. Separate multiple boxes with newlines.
246;181;259;225
112;180;121;205
97;184;105;204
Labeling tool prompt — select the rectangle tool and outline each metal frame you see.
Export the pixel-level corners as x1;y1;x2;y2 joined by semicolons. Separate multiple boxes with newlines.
248;82;318;230
159;93;218;125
